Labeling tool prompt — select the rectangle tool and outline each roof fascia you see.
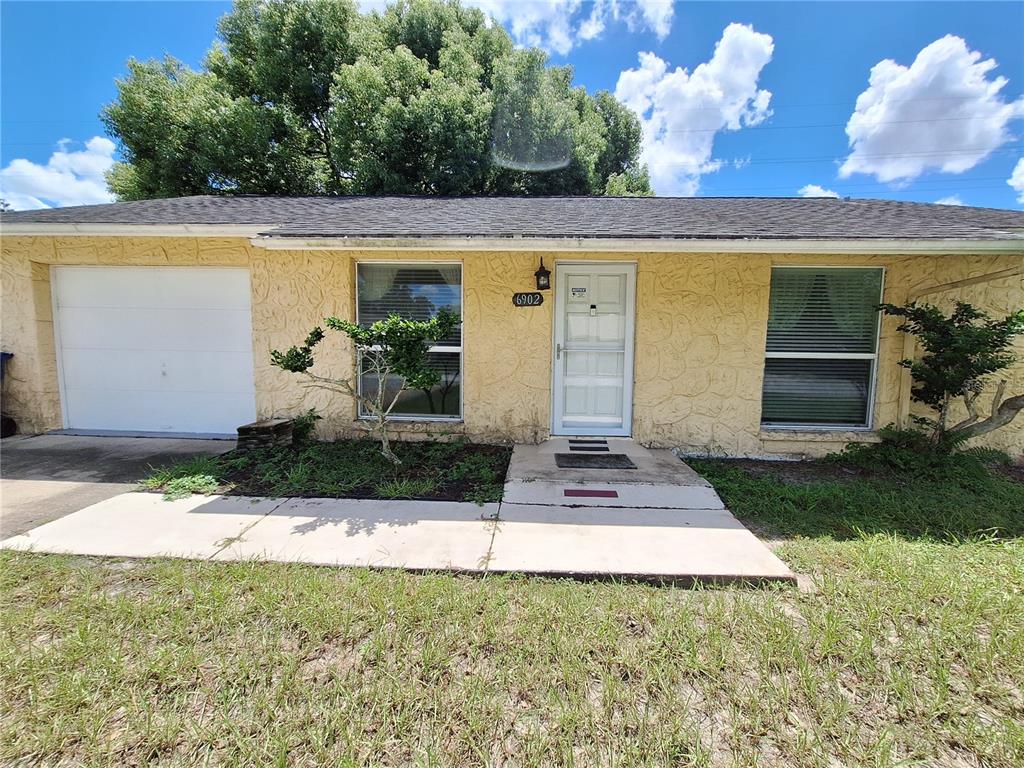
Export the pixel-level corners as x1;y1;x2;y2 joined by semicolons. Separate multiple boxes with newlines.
248;236;1024;255
1;223;265;237
1;224;1020;254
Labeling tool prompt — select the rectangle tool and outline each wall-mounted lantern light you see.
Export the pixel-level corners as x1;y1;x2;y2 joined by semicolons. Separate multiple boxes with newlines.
534;258;551;291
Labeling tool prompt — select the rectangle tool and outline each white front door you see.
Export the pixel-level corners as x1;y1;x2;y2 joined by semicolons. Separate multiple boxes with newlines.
552;263;636;436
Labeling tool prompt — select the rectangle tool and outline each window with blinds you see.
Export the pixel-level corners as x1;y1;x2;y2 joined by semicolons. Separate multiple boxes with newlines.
761;267;883;428
356;263;462;419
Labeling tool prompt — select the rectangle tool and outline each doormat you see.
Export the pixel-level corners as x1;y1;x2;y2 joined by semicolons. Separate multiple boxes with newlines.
555;453;636;469
569;445;609;452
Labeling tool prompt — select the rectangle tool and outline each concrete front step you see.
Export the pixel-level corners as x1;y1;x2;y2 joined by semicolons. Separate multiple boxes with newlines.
507;439;712;486
503;479;724;509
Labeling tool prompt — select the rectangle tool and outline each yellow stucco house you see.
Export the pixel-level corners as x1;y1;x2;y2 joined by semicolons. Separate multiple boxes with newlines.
2;195;1023;459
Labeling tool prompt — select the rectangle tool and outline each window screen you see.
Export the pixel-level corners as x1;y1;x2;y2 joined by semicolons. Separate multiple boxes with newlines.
761;267;882;428
356;263;462;419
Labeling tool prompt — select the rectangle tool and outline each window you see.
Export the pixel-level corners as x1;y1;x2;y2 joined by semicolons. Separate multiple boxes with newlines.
761;267;883;428
356;263;462;419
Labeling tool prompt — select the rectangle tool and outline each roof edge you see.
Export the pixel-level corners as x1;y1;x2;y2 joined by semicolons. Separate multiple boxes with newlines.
2;223;1021;254
249;235;1024;255
1;223;266;237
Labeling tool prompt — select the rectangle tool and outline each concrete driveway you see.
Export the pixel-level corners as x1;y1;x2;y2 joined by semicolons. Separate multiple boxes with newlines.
0;434;232;537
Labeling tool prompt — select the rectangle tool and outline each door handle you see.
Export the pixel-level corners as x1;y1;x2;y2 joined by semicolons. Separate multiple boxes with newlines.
556;343;563;360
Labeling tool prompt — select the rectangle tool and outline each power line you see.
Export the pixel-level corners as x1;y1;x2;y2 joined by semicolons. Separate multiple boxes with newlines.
700;184;1016;196
4;93;1014;124
643;145;1019;167
699;178;1018;193
662;115;1022;134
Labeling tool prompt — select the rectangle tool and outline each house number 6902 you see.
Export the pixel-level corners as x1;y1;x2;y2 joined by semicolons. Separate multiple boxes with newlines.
512;292;544;307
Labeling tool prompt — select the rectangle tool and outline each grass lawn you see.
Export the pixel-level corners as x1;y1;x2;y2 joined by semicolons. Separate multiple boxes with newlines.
141;438;511;504
3;459;1023;766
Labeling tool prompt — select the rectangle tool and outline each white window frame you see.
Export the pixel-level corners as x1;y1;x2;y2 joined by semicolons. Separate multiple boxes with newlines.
761;265;885;432
355;260;464;422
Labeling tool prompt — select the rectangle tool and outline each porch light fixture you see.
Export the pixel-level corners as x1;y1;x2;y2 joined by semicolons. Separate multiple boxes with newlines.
534;258;551;290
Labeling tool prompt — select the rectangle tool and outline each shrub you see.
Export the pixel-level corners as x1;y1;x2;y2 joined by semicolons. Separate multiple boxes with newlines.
291;408;322;444
880;301;1024;447
829;425;1009;484
271;311;460;464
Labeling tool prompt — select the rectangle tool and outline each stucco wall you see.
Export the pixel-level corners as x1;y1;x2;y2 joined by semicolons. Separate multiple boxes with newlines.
905;263;1024;458
2;235;1021;458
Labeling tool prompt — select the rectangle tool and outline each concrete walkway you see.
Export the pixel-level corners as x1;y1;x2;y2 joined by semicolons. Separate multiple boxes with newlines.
2;438;794;584
0;434;232;538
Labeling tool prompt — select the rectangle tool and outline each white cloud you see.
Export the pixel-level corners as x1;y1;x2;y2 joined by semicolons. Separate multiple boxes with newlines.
634;0;673;39
934;195;964;206
0;137;116;211
615;23;774;195
798;184;839;198
840;35;1024;183
360;1;674;56
1009;158;1024;204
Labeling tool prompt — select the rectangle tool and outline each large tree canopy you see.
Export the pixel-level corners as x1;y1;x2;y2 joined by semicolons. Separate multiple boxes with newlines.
102;0;651;199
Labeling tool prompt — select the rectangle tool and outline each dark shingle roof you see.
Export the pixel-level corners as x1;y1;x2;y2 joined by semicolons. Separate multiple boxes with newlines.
3;195;1023;241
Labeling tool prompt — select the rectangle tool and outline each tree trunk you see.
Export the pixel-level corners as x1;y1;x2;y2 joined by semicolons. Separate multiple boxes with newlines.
949;392;1024;440
377;416;401;465
931;398;950;446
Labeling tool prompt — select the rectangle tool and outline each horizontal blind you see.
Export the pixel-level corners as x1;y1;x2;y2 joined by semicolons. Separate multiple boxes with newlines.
360;351;461;418
766;268;882;354
357;264;461;346
761;359;872;426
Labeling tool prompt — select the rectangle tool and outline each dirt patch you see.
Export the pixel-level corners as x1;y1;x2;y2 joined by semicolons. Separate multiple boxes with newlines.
300;637;366;683
993;462;1024;484
719;458;873;486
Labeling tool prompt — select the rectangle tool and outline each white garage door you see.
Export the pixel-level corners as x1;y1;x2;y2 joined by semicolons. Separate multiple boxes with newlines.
53;266;257;434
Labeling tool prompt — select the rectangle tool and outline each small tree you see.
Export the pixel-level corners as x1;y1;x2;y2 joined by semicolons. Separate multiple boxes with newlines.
271;310;460;464
881;301;1024;447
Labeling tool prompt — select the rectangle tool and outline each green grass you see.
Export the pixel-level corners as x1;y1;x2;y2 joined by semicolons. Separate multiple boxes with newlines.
690;459;1024;541
5;460;1022;766
141;438;511;504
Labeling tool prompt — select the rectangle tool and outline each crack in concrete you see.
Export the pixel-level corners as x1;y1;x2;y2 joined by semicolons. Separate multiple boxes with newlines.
478;499;503;575
207;497;290;561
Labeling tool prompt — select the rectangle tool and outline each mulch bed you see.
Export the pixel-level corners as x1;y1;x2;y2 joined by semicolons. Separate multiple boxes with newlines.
215;438;512;502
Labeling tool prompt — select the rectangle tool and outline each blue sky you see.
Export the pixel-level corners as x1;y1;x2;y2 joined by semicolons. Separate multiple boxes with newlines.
2;1;1023;209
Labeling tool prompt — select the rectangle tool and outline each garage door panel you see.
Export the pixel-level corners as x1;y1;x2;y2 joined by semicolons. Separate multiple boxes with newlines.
55;267;252;311
54;267;256;434
57;307;253;353
63;389;256;434
60;349;255;394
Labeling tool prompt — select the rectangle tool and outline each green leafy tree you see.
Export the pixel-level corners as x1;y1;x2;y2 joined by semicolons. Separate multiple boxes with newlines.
881;301;1024;447
102;0;650;199
271;310;460;463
